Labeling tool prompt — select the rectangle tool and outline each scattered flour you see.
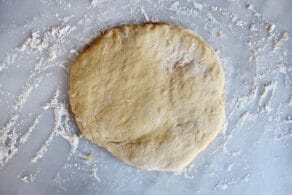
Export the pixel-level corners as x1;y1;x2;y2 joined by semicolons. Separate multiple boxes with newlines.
273;32;289;48
259;81;276;106
0;53;17;72
90;0;100;8
0;76;43;167
174;163;195;179
31;89;79;163
0;0;290;193
140;7;150;22
17;31;48;52
283;116;292;124
18;172;37;183
215;174;250;191
190;1;203;11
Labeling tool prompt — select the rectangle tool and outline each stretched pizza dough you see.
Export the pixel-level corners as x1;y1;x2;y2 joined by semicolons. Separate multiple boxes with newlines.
69;23;224;171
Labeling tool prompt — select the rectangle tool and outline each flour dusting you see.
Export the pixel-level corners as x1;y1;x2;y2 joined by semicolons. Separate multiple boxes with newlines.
31;89;79;163
0;0;291;194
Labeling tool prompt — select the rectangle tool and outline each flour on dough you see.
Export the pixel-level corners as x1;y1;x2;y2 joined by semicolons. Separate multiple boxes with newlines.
69;23;225;171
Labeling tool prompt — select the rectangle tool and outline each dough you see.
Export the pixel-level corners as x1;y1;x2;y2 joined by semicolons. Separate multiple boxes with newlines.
69;23;225;171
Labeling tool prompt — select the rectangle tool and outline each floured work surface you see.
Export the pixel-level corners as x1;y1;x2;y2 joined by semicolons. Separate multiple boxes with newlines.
0;0;291;194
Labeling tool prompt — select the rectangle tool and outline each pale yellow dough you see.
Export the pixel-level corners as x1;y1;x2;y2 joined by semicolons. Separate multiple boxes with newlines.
69;23;225;171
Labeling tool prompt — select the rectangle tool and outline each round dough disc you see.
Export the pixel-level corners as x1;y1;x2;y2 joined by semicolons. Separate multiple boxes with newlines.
69;23;225;171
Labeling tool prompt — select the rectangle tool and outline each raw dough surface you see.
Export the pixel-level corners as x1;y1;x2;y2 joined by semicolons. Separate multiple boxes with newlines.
69;23;225;171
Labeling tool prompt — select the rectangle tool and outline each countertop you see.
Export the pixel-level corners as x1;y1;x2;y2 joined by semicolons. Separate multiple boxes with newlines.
0;0;291;194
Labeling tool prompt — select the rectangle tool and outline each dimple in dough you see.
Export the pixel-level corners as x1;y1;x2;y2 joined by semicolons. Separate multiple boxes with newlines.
69;23;225;171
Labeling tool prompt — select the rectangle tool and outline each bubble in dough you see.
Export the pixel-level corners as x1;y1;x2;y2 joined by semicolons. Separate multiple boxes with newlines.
69;23;225;171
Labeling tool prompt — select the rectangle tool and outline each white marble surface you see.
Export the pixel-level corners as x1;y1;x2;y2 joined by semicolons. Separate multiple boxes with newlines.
0;0;291;194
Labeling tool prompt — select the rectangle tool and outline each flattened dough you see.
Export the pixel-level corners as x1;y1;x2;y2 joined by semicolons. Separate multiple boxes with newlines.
69;23;225;171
